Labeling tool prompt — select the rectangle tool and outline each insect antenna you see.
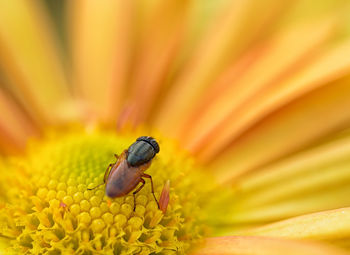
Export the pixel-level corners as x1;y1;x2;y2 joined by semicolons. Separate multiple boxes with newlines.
87;183;104;191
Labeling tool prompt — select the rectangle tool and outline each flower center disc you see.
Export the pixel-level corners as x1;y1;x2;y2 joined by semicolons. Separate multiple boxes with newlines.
0;130;211;254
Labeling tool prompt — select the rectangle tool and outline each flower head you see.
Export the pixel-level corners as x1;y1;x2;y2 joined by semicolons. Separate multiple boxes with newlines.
0;130;216;254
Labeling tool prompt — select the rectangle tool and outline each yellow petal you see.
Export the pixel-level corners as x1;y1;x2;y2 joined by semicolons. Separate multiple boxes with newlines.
126;1;190;125
0;237;11;255
236;131;350;194
198;38;350;162
0;0;70;124
69;0;132;122
229;185;350;225
0;89;38;153
192;236;350;255
225;131;350;223
243;207;350;243
181;18;337;154
209;76;350;183
155;0;288;135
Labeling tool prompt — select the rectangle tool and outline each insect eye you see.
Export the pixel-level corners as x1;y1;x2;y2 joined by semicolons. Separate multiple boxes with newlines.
136;136;160;153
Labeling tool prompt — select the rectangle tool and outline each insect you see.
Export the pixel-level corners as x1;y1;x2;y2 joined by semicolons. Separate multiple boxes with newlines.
88;136;160;211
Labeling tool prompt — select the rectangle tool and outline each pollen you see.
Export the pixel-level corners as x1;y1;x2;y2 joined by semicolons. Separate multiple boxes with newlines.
0;130;213;254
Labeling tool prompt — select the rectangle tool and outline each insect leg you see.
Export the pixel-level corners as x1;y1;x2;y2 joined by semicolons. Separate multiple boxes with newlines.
87;183;104;191
103;163;114;183
87;163;114;190
142;174;160;209
133;179;145;211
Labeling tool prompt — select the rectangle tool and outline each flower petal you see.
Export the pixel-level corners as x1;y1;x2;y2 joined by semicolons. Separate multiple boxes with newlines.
192;236;350;255
221;131;350;223
155;0;289;134
199;39;350;165
125;1;190;125
69;0;132;122
181;17;340;154
230;185;350;225
0;0;70;124
242;207;350;245
0;237;11;254
209;75;350;183
0;89;38;153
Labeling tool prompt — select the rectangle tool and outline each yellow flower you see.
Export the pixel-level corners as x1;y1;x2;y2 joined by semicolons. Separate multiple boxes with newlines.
1;0;350;254
0;130;214;254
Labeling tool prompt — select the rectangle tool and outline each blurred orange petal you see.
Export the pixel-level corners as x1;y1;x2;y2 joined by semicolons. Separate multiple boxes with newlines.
243;207;350;244
193;236;349;255
0;89;38;153
195;38;350;163
236;131;350;203
0;0;70;124
181;18;337;153
155;0;289;134
69;0;132;122
210;76;350;183
126;1;189;125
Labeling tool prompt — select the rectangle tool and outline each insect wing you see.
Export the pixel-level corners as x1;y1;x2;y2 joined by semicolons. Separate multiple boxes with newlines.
106;158;142;198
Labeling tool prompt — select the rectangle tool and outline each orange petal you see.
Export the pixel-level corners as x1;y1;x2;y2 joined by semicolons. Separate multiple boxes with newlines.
232;130;350;207
0;0;70;124
192;236;349;255
69;0;132;122
236;131;350;195
209;76;350;183
181;18;336;153
126;0;189;125
229;185;350;225
0;89;39;153
195;38;350;163
154;0;289;135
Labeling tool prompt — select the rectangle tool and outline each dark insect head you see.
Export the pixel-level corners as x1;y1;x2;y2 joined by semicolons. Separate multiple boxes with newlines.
127;136;160;167
136;136;160;153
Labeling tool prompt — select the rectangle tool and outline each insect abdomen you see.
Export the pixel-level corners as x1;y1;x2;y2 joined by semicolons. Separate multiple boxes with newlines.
105;161;141;197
